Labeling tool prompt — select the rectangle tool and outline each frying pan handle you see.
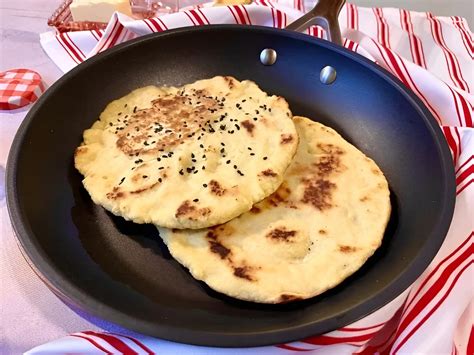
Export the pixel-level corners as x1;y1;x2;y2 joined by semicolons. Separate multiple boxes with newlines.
285;0;345;46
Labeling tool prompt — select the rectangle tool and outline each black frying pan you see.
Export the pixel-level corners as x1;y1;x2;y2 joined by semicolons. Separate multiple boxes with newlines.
6;0;455;347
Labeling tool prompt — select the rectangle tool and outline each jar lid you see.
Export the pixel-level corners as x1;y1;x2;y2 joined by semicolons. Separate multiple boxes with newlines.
0;69;45;111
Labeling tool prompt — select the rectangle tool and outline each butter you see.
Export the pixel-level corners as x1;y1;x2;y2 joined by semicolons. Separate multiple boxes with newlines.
70;0;133;22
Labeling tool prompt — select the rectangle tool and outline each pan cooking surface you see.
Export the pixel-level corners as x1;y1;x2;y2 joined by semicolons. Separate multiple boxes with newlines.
6;26;455;347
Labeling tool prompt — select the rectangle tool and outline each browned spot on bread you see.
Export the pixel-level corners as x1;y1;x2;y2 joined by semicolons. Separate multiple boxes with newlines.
318;229;327;234
360;196;369;202
224;76;235;88
130;182;158;194
317;143;344;155
279;294;303;303
209;180;226;196
315;155;340;177
175;200;211;220
250;206;261;214
74;147;87;157
267;228;296;242
233;266;254;281
115;89;218;156
372;168;381;175
280;133;293;144
175;200;195;217
241;120;255;135
301;179;336;210
339;245;358;253
260;169;277;177
265;183;292;207
106;189;125;199
207;231;232;259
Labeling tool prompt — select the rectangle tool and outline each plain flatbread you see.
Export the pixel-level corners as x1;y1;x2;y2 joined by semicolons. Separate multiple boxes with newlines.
74;76;298;229
158;116;391;303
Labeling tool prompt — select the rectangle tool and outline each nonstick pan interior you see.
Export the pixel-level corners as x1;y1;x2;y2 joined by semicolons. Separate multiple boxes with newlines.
7;26;455;347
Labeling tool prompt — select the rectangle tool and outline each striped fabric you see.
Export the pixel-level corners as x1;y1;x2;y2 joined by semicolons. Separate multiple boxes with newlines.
33;1;473;354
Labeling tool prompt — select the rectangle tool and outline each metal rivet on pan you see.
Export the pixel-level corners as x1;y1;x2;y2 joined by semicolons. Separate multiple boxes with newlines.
260;48;277;66
320;66;337;84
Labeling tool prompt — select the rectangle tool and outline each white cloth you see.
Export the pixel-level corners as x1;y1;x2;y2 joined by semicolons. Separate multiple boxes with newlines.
13;1;474;353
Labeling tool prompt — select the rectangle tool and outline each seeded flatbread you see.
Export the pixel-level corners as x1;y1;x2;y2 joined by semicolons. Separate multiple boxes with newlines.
158;116;391;303
74;76;298;229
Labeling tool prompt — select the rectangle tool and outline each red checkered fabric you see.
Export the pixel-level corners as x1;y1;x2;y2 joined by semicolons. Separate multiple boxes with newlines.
0;69;45;110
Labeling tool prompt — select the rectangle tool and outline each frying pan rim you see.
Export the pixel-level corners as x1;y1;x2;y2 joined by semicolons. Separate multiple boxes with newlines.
6;25;456;347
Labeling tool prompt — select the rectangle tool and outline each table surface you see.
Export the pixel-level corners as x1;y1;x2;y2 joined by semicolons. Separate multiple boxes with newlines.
0;0;472;353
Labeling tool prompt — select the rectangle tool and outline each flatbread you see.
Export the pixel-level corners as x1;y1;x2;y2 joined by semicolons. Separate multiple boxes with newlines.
158;116;391;303
74;76;298;229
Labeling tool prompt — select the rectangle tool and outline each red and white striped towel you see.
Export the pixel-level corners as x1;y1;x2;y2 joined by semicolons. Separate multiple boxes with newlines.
33;1;473;354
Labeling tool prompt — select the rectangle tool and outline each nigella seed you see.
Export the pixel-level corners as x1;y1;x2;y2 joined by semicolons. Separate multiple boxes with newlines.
157;158;161;162
226;160;231;164
179;169;184;175
263;156;268;160
133;106;137;113
144;141;149;146
109;122;113;126
192;159;197;163
191;153;195;158
237;170;244;176
235;124;240;130
202;154;206;159
250;153;255;156
159;167;164;170
118;112;122;116
253;117;258;121
193;170;198;174
134;159;143;164
242;99;246;102
193;198;199;202
220;148;225;153
255;110;259;114
233;165;237;169
200;144;204;148
124;104;128;108
247;147;252;150
143;175;148;178
186;167;193;173
202;166;206;170
158;178;162;183
221;142;225;146
203;183;208;188
119;177;125;185
220;124;226;130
